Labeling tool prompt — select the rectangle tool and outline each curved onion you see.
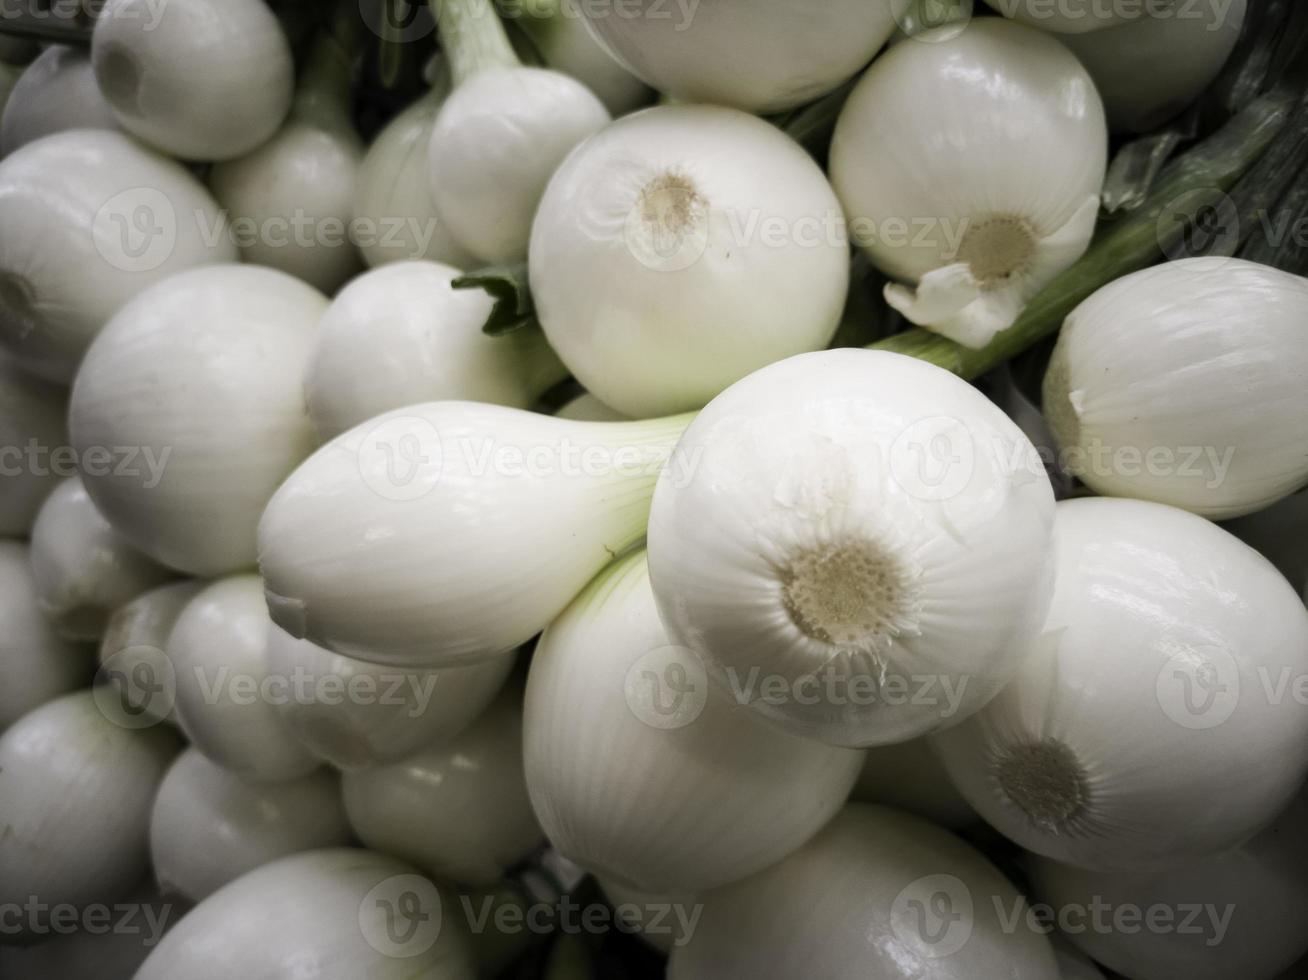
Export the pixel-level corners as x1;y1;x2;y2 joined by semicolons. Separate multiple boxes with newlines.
526;550;863;893
0;692;180;927
0;46;119;157
669;804;1058;979
168;575;319;783
933;497;1308;872
342;690;543;886
305;261;566;439
70;265;324;577
530;103;850;418
850;737;977;830
580;0;898;113
134;849;476;980
647;348;1056;747
29;477;175;641
266;624;515;770
1044;258;1308;520
0;541;92;731
150;747;351;902
0;351;67;536
91;0;294;161
831;17;1106;349
0;130;237;383
516;0;652;115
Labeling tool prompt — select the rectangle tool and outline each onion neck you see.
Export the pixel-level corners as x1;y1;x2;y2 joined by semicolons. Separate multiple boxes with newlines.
293;29;356;128
431;0;521;87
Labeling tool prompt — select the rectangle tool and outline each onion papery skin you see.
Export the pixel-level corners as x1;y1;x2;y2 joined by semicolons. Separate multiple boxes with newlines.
525;550;864;893
0;46;119;157
1043;258;1308;520
70;265;324;577
668;804;1058;980
933;497;1308;872
647;348;1056;747
0;351;67;536
150;747;351;903
0;130;238;383
258;401;693;668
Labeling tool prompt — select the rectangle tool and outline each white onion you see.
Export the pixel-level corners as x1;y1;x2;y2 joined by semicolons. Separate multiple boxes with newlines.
70;265;324;576
265;624;516;770
0;351;67;536
526;550;863;893
0;46;119;157
305;260;566;439
0;130;238;383
831;17;1106;349
134;849;477;980
647;348;1056;746
850;737;977;830
168;575;320;783
668;804;1058;979
0;541;92;731
29;477;175;642
258;401;693;667
91;0;294;161
150;747;352;903
530;103;850;418
555;391;626;422
0;691;179;929
933;497;1308;872
1044;258;1308;520
342;690;544;886
579;0;899;113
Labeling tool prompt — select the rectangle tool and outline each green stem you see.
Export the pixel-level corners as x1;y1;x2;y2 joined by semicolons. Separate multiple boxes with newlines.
429;0;520;86
293;27;357;127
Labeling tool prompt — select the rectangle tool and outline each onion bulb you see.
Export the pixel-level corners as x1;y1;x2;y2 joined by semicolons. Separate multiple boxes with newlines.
0;130;237;383
668;804;1058;979
0;46;119;157
265;625;516;770
851;737;977;830
0;691;180;931
91;0;294;161
647;348;1056;747
526;550;863;893
305;261;566;439
530;103;849;417
932;497;1308;872
134;849;477;980
150;747;351;903
0;351;67;536
70;265;324;577
168;575;320;783
258;402;693;667
830;17;1107;349
342;690;544;886
1044;258;1308;520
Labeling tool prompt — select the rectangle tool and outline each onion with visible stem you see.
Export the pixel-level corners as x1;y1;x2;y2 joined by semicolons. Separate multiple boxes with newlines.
0;351;66;536
91;0;294;161
168;575;320;783
669;804;1058;979
29;477;175;642
0;46;119;157
209;30;364;294
831;17;1107;349
0;692;180;933
850;736;977;830
258;401;694;667
0;541;93;731
150;747;352;903
529;103;851;417
426;0;610;264
578;0;899;113
647;348;1056;747
525;550;863;893
0;130;238;383
933;497;1308;872
305;260;567;439
342;689;544;886
1043;258;1308;520
70;265;324;577
265;624;516;770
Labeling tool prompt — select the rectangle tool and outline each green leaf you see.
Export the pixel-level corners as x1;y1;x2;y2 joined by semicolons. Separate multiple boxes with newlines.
452;263;538;336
